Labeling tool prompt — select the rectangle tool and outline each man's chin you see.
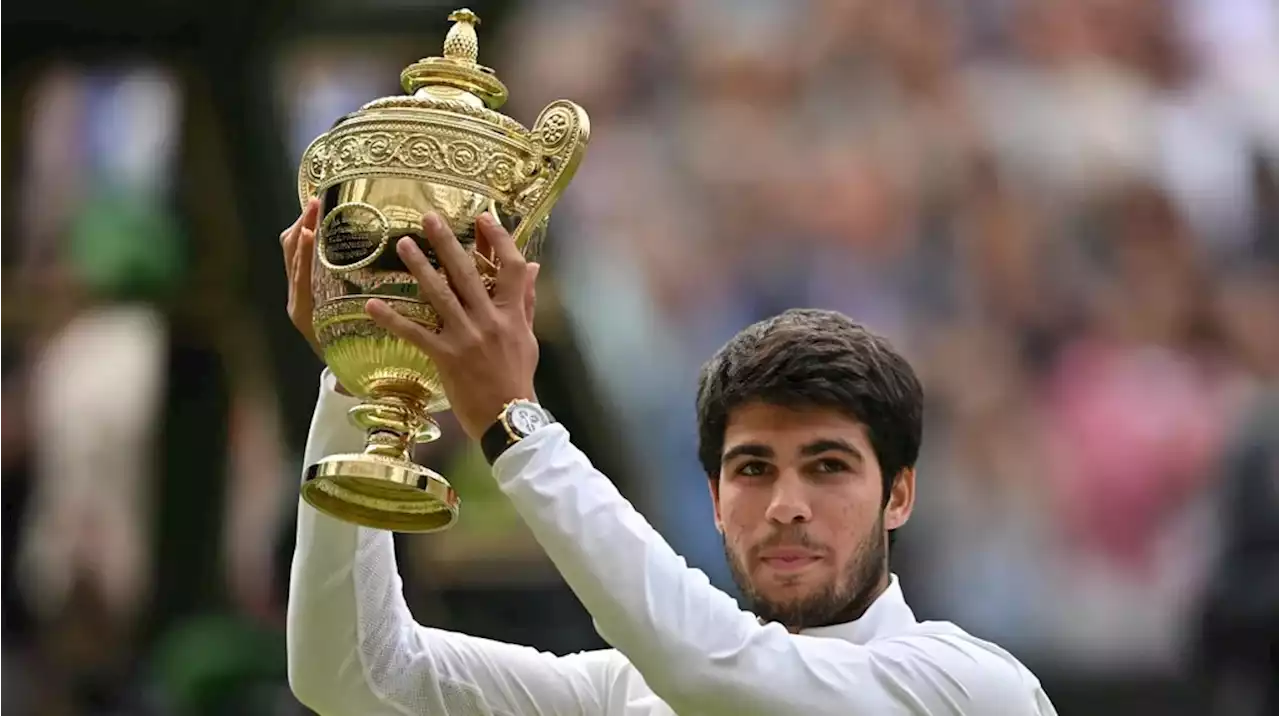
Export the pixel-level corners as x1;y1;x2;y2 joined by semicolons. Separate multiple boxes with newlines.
754;562;826;590
749;591;834;628
751;578;826;610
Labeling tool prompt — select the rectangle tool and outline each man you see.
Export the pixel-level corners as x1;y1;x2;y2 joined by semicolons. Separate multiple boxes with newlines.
283;205;1057;714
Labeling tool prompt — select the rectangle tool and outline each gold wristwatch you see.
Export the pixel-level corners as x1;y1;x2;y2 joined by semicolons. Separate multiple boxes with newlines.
481;400;555;464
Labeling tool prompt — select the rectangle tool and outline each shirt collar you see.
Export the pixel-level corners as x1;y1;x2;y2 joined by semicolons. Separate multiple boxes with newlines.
796;574;918;644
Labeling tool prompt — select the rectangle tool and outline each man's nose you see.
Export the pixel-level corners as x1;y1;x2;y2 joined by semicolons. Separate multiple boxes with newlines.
764;473;812;524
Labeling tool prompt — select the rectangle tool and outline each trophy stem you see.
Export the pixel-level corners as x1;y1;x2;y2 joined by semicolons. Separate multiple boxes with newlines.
348;383;441;460
302;380;458;533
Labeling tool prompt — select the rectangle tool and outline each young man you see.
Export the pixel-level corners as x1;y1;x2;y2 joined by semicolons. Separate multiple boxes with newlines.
282;206;1057;715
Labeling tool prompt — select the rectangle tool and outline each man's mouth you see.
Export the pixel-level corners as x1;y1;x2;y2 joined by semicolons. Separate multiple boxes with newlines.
758;548;822;572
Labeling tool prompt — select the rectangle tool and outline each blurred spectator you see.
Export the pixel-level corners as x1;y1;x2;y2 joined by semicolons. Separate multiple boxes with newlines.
1192;393;1278;716
10;65;184;715
6;60;293;715
1192;267;1278;716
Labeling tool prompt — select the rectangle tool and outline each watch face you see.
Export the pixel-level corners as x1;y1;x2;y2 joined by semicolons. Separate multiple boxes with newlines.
507;403;548;437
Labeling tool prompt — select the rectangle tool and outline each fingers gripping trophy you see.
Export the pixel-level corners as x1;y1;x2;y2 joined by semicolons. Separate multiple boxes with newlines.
294;8;589;533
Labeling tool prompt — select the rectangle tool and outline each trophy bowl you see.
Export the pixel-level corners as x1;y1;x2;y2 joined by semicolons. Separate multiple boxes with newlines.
297;8;589;533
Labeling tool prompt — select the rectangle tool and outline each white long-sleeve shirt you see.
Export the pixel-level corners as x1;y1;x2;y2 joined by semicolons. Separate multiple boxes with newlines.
288;370;1058;715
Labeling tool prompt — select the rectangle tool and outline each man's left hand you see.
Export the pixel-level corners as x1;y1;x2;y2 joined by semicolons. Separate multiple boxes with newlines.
365;212;540;441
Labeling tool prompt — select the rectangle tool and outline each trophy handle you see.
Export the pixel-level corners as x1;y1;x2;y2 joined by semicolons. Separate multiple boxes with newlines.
298;133;329;209
511;100;591;256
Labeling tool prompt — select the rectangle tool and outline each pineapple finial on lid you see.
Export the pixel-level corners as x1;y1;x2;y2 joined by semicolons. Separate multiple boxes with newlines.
398;8;508;109
443;9;480;65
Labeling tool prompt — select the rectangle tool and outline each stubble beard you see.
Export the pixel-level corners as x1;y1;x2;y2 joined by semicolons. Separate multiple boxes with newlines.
726;514;888;630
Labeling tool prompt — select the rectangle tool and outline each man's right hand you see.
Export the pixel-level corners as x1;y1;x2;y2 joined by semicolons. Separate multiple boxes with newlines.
281;198;321;357
282;198;351;395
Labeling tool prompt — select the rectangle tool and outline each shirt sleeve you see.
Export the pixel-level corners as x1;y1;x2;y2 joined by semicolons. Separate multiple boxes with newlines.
492;424;1055;716
286;370;615;716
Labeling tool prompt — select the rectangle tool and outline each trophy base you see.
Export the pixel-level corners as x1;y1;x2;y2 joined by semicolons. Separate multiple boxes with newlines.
302;453;459;533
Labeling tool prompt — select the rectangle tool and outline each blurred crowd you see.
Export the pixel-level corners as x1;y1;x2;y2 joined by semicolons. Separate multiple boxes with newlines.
2;0;1276;714
497;0;1278;686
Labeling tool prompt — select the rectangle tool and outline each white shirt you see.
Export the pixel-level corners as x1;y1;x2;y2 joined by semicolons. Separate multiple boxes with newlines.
288;370;1058;715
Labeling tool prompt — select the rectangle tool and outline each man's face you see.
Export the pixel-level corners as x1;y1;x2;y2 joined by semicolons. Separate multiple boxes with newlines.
710;402;915;630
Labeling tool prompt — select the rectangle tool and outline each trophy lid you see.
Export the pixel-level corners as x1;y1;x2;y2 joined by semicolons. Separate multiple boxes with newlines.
399;8;509;110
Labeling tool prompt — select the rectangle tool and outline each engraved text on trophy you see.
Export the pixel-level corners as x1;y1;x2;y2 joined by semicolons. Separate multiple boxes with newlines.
320;202;389;273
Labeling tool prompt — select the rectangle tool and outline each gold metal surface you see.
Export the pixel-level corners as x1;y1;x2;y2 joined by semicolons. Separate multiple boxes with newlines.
297;8;590;532
302;455;459;533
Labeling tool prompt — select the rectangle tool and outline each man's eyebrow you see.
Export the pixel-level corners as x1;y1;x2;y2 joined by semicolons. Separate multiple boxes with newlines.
800;438;864;464
722;443;773;464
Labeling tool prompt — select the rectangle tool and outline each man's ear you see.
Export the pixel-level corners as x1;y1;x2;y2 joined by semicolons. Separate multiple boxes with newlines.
707;476;724;534
884;467;915;531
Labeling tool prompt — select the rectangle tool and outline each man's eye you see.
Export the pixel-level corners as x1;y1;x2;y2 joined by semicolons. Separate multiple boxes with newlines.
813;458;850;474
737;461;770;477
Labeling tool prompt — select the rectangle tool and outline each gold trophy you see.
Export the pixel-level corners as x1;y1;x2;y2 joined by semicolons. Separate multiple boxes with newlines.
297;8;589;533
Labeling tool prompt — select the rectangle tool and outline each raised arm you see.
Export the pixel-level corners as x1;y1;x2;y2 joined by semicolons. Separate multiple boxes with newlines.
353;212;1053;714
286;370;614;716
492;425;1054;715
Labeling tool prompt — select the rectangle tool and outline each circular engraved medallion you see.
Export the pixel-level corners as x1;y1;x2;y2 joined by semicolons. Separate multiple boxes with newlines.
318;202;391;273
